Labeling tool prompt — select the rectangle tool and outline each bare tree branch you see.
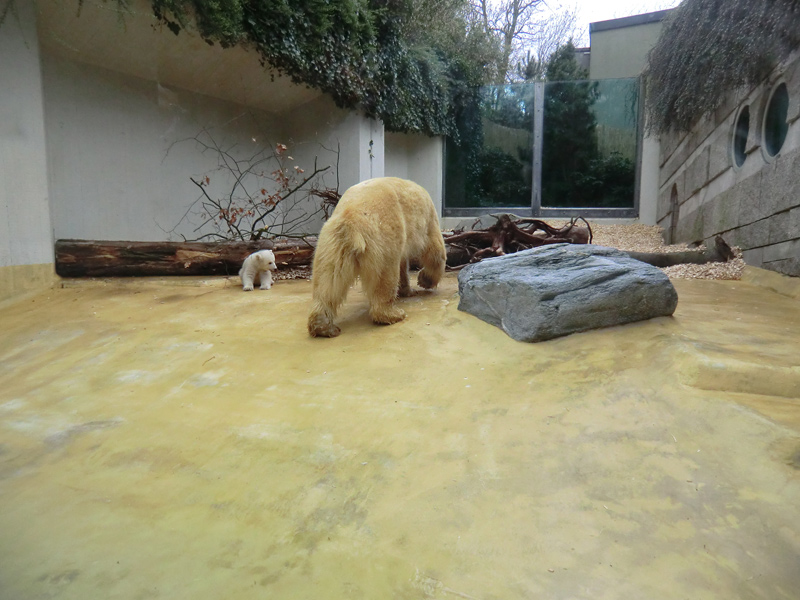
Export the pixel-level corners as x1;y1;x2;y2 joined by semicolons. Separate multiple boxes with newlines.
165;131;341;242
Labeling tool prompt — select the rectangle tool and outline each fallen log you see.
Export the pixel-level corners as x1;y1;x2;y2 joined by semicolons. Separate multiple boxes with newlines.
55;238;317;278
56;227;735;278
622;236;734;267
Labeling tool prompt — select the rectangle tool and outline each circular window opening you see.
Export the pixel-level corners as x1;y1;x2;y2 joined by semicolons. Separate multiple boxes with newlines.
764;83;789;157
733;105;749;167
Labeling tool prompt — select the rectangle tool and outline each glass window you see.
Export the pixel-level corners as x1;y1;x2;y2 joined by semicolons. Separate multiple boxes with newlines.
444;77;640;216
732;105;749;168
541;78;639;209
444;84;535;210
764;83;789;158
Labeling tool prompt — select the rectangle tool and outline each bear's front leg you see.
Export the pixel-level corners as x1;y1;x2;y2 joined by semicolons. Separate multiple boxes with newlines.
241;268;256;291
259;270;273;290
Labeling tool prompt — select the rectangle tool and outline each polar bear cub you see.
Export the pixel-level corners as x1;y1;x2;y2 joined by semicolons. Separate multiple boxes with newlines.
307;177;446;337
239;249;277;291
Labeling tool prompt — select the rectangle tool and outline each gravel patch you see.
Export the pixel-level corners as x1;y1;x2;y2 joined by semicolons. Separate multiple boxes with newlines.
587;222;745;281
275;265;312;280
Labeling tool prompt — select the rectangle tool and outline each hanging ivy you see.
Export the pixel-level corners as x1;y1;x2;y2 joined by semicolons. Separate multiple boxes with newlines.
141;0;486;138
646;0;800;134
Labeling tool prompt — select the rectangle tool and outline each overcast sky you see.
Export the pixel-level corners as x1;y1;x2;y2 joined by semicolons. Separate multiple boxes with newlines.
571;0;683;45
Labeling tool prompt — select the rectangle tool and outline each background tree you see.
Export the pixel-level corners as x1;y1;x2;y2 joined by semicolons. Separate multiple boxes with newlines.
470;0;546;83
513;6;578;82
541;41;636;208
470;0;579;84
541;41;598;205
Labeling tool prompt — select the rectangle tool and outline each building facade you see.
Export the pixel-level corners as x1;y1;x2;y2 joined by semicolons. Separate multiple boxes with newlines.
656;50;800;277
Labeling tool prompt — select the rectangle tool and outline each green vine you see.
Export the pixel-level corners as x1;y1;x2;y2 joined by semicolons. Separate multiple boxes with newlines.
646;0;800;134
140;0;487;138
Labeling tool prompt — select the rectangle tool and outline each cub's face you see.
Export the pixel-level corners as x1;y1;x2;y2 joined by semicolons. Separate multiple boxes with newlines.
255;250;277;270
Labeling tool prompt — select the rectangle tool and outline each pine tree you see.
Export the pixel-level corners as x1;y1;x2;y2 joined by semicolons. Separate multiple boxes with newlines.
541;41;600;207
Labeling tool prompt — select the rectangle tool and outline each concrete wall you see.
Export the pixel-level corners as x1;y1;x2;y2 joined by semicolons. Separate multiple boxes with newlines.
639;136;660;226
0;0;445;305
0;0;56;301
279;95;386;233
385;133;444;217
589;19;666;81
43;54;272;241
41;52;379;241
34;0;388;243
657;50;800;277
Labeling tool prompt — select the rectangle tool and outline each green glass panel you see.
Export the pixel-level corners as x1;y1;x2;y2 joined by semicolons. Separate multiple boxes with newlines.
444;77;640;211
444;84;534;209
541;77;638;209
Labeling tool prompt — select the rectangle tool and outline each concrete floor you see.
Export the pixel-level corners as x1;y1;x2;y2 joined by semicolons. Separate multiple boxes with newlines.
0;273;799;600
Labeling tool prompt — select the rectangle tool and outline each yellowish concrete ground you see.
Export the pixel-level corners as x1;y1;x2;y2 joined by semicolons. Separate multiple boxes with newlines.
0;263;57;305
1;274;799;600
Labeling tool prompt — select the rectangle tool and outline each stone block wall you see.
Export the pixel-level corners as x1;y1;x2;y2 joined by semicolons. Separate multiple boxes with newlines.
657;50;800;277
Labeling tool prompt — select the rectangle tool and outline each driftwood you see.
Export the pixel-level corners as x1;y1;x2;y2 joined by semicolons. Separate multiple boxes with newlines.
444;215;735;270
444;214;592;268
55;239;316;278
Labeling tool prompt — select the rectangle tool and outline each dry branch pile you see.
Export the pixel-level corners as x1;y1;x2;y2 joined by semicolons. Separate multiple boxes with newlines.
442;217;745;280
443;215;592;268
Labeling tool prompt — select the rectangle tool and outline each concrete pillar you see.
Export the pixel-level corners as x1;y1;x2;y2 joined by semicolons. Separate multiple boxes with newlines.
0;0;56;301
639;134;660;225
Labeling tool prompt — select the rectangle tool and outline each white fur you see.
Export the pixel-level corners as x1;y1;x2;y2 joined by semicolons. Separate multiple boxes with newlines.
307;177;446;337
239;250;277;291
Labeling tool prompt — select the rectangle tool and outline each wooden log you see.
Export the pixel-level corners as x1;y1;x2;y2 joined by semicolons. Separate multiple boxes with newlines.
55;239;317;278
623;236;734;268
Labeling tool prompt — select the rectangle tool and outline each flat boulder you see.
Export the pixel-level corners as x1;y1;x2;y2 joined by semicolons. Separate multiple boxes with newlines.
457;244;678;342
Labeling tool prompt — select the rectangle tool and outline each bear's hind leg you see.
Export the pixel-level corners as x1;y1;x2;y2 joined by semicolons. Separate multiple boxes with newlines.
308;278;347;337
307;264;351;338
307;308;342;337
362;261;406;325
397;259;415;298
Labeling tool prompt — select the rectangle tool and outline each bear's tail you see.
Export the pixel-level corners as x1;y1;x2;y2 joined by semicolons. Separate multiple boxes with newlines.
307;217;367;337
320;217;367;287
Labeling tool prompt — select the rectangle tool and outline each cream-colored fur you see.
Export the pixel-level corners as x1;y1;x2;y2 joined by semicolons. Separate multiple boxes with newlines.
307;177;446;337
239;249;277;291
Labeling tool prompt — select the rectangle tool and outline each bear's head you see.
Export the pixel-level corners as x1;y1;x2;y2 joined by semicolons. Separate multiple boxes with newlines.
255;250;277;271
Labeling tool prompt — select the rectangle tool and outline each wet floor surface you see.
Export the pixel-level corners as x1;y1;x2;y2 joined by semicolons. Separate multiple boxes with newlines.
0;274;798;599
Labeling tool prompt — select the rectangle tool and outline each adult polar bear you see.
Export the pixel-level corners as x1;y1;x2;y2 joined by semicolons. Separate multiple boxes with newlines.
308;177;446;337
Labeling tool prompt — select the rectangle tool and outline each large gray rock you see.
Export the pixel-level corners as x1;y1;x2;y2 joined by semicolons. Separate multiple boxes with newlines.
457;244;678;342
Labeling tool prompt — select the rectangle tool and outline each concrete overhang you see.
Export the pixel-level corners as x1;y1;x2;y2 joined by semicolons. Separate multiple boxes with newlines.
35;0;324;114
590;8;674;33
